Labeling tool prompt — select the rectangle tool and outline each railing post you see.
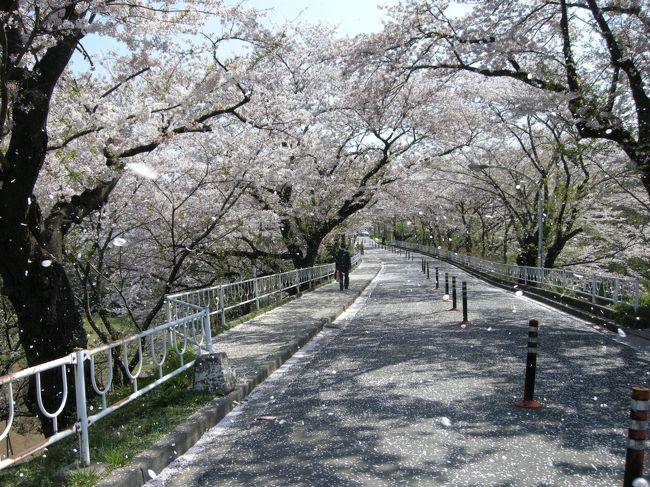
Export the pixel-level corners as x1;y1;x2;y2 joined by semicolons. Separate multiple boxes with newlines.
435;267;439;289
203;309;213;354
445;272;449;295
524;267;528;285
253;266;260;310
166;299;173;323
74;349;91;467
219;286;226;328
426;262;430;279
592;275;597;305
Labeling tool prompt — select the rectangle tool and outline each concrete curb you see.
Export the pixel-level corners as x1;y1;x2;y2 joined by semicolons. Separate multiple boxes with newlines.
95;264;380;487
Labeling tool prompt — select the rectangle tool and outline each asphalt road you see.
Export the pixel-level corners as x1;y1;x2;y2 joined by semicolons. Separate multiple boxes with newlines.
145;247;649;486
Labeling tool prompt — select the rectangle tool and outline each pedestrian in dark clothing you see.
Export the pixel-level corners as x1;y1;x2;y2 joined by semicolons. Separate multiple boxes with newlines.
335;243;351;291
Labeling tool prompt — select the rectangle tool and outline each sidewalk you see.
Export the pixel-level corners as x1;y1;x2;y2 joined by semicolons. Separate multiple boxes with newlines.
142;246;649;486
97;255;383;487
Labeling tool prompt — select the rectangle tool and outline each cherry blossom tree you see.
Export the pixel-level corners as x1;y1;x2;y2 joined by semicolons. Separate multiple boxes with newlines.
378;0;650;202
0;0;264;430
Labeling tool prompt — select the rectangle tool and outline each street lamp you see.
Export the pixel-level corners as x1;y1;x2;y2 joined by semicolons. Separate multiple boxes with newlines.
468;163;545;269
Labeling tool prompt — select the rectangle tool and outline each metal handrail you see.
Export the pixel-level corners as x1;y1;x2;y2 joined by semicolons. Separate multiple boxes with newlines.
391;240;641;311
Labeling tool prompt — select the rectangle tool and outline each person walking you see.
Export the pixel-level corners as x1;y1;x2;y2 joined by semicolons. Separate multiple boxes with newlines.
335;242;351;291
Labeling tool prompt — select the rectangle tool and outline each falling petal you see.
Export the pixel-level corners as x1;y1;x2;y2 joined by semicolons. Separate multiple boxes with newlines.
440;417;452;427
41;260;52;268
515;290;524;297
618;328;627;338
112;237;127;247
126;162;159;180
147;469;157;479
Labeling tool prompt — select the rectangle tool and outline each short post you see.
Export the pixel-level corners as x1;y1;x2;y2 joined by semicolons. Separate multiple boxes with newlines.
426;262;430;279
435;267;439;289
219;286;226;328
74;349;91;467
623;386;650;487
444;272;449;295
451;276;458;310
461;281;469;324
421;258;424;273
515;319;543;409
203;309;214;353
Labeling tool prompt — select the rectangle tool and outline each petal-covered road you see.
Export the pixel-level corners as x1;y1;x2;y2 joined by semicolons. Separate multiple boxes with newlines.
146;247;649;486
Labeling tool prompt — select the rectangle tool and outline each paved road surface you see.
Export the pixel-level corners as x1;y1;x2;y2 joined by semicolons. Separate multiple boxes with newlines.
145;247;648;486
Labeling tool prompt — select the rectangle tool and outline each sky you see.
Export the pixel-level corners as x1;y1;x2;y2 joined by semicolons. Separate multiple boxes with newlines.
73;1;469;69
73;0;402;69
237;0;403;36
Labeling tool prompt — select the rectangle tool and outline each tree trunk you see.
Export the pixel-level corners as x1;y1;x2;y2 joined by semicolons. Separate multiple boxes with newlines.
0;228;87;435
515;234;538;268
0;20;86;433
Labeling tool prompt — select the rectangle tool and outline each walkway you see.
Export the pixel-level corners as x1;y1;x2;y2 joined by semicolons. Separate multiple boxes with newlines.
109;245;649;486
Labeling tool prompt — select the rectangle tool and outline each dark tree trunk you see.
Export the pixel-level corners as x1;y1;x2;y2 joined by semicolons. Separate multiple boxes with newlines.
515;234;538;268
0;227;87;434
0;10;86;433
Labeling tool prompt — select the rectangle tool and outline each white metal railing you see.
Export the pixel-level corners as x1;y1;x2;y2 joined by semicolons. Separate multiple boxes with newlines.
166;256;360;326
390;240;641;311
0;255;359;470
0;309;209;470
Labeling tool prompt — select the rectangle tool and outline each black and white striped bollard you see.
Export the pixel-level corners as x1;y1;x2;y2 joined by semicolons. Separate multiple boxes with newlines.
624;386;650;487
515;319;543;409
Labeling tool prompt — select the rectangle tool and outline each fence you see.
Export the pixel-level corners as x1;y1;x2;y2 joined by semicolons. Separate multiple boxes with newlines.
0;256;356;470
391;240;641;311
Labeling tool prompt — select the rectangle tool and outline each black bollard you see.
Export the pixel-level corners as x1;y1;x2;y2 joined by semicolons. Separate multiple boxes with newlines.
435;267;439;289
451;276;458;310
515;319;543;409
461;281;469;323
444;272;449;295
427;262;430;279
624;386;650;487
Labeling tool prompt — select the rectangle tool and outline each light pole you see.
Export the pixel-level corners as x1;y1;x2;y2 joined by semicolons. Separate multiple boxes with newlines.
468;163;545;269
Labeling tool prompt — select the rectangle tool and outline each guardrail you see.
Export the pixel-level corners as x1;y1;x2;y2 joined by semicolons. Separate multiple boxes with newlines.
0;309;209;470
0;255;358;470
390;240;641;311
166;262;345;327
